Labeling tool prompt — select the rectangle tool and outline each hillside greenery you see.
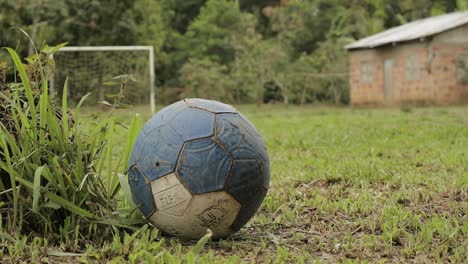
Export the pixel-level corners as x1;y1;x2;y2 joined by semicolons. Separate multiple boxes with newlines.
1;0;466;105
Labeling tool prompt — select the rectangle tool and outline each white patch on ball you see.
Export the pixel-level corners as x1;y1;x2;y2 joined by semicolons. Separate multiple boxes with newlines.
148;176;241;239
151;173;191;216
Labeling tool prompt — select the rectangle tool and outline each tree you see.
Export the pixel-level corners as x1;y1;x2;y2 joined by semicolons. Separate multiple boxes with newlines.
238;0;277;10
229;13;263;103
179;0;242;65
179;58;234;102
130;0;180;87
232;39;290;105
172;0;208;33
0;0;67;57
132;0;173;55
456;0;467;10
270;0;339;58
286;54;322;104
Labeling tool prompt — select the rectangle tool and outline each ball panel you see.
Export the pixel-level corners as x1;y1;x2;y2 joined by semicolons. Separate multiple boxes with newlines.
177;138;232;194
148;212;190;238
150;173;192;216
259;159;270;190
216;113;269;162
128;131;147;167
188;191;241;238
230;187;267;232
170;108;215;141
237;113;270;186
128;166;156;217
142;100;186;135
229;130;268;162
238;113;263;139
226;159;263;205
215;113;244;151
231;114;270;189
133;125;184;181
149;191;241;239
185;98;237;113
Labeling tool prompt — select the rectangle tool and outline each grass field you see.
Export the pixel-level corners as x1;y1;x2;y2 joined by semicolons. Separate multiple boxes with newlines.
5;105;468;263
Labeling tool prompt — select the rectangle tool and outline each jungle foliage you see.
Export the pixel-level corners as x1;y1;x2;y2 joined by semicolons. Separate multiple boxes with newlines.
0;0;466;105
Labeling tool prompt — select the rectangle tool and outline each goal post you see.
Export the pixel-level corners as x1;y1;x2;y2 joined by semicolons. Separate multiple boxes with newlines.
51;46;156;114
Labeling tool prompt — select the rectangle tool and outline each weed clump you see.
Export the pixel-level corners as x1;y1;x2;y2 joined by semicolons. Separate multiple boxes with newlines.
0;45;141;245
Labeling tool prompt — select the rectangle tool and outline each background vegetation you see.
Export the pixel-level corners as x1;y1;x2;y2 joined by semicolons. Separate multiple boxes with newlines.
1;0;467;105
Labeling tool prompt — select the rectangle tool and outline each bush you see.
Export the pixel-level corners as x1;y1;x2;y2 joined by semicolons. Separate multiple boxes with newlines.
180;58;235;102
0;45;143;243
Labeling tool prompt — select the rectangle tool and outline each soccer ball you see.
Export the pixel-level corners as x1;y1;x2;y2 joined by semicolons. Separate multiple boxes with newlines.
128;98;270;239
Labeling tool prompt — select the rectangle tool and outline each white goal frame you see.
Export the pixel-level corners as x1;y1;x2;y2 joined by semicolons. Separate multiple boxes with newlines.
51;46;156;113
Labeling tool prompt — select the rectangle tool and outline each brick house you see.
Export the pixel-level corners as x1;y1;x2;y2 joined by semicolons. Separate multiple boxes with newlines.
346;11;468;106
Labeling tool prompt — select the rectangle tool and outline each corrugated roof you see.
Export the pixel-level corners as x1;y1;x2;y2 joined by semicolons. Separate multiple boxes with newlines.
345;11;468;50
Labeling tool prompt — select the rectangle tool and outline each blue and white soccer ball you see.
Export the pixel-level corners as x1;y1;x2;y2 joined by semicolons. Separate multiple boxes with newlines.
128;98;270;239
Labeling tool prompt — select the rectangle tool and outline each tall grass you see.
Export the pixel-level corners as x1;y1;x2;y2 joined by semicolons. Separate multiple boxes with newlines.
0;45;143;243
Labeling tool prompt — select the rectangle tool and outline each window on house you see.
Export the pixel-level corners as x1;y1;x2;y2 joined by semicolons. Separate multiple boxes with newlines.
457;54;468;84
360;61;374;84
405;55;420;81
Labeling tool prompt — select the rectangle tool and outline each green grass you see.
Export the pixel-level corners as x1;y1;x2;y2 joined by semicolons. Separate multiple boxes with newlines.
3;104;468;263
1;46;123;236
0;47;144;262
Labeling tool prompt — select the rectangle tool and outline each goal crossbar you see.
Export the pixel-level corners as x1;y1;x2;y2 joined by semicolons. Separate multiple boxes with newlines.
52;46;156;113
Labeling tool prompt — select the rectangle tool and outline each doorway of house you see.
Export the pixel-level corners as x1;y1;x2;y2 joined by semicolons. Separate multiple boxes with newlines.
383;59;393;105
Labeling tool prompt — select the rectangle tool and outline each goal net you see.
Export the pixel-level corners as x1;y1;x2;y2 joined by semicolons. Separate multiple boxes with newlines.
52;46;155;113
